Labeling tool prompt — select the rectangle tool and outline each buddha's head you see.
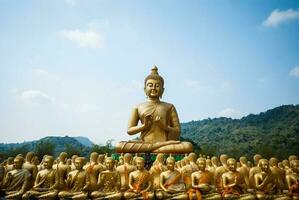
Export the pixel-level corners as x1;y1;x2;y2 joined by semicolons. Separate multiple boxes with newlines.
156;153;165;163
227;158;237;172
75;157;85;170
258;159;269;172
269;157;279;167
135;157;145;170
90;152;99;162
211;156;219;166
13;156;24;169
166;156;176;171
105;157;115;170
290;160;299;173
197;158;206;171
289;155;298;162
253;154;262;165
144;66;164;99
220;154;228;166
25;151;35;162
44;156;54;169
59;152;68;163
98;154;105;164
124;153;132;164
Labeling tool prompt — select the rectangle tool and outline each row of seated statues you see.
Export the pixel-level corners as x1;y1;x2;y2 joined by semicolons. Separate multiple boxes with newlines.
0;151;298;200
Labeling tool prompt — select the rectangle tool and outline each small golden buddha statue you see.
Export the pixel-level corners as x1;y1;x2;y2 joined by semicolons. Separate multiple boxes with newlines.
156;156;188;200
237;156;251;189
221;158;255;200
84;152;102;191
70;154;79;171
22;152;38;188
116;153;136;192
270;157;287;191
181;153;199;190
215;154;229;193
286;160;299;199
22;155;58;200
150;153;167;190
189;158;221;200
54;152;71;190
91;157;122;200
249;154;263;189
254;159;290;200
58;157;89;200
124;157;154;199
2;156;30;199
116;66;193;154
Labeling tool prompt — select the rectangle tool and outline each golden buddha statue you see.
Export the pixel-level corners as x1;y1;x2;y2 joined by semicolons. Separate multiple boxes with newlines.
181;153;199;190
116;66;193;154
188;158;221;200
22;155;58;200
221;158;255;200
2;156;30;199
215;154;229;193
254;159;290;200
116;153;136;192
270;157;287;191
84;152;102;191
124;157;154;199
22;151;38;188
249;154;263;189
54;152;71;190
91;157;122;200
237;156;251;189
150;153;167;190
156;156;188;200
286;160;299;199
58;157;89;200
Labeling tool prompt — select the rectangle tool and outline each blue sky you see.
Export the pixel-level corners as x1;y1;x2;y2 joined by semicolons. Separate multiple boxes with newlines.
0;0;298;143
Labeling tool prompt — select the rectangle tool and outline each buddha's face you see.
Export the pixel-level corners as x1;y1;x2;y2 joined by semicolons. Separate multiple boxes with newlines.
136;159;145;170
144;79;163;99
105;159;114;170
291;161;299;173
75;159;84;170
197;160;206;171
166;159;175;171
90;153;98;162
44;158;53;169
227;159;237;172
13;158;23;169
260;160;269;172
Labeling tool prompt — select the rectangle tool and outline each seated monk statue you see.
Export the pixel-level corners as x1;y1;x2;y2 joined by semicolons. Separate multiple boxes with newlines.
22;155;58;200
116;153;136;192
116;66;193;154
22;151;38;189
156;156;188;200
286;160;299;200
91;157;122;200
150;153;167;190
84;152;102;191
54;152;71;190
58;157;90;200
1;156;31;199
254;159;290;200
215;154;229;193
181;153;199;190
222;158;255;200
188;158;221;200
124;157;154;199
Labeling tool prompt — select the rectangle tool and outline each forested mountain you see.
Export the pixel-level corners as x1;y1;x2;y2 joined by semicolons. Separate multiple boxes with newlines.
181;105;299;159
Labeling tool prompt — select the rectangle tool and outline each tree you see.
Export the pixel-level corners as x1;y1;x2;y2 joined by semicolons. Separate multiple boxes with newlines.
35;141;56;160
65;144;82;157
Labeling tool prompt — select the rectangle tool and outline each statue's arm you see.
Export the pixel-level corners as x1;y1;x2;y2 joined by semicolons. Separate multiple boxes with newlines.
167;106;180;140
127;107;146;135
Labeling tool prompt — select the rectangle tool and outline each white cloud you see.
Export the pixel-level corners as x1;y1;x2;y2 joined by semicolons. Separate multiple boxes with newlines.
59;29;104;49
184;79;200;89
289;66;299;78
19;90;55;105
65;0;77;6
218;108;242;118
263;8;299;27
32;68;60;81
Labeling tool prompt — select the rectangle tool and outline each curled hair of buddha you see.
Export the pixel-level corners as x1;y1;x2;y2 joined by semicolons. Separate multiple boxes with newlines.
144;65;164;87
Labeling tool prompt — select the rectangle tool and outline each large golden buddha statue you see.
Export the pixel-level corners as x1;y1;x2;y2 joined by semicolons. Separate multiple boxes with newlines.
116;66;193;154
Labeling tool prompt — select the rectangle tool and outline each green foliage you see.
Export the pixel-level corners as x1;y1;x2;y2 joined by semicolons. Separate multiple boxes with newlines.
6;144;31;158
34;140;56;160
181;105;299;160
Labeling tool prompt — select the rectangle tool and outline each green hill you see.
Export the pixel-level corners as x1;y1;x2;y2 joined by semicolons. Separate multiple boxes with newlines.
181;104;299;159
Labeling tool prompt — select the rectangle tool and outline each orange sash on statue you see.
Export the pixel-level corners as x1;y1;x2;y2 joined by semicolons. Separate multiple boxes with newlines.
163;173;181;188
187;171;211;200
